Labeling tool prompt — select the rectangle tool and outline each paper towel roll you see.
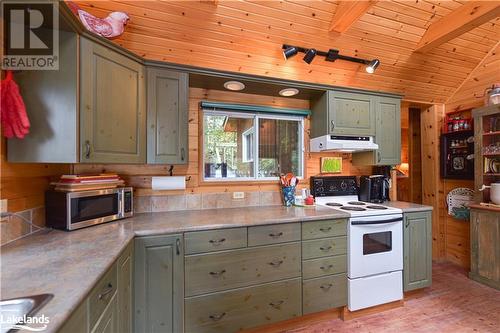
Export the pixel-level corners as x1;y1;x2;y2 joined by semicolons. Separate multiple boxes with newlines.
152;176;186;190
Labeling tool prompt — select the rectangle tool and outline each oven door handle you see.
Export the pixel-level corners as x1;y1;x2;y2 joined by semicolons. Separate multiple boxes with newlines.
351;217;403;225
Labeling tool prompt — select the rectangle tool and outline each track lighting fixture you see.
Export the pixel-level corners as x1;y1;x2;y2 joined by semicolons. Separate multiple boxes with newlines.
282;44;380;73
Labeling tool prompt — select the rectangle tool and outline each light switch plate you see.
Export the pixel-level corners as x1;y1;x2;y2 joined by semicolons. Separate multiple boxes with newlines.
0;199;7;214
232;192;245;199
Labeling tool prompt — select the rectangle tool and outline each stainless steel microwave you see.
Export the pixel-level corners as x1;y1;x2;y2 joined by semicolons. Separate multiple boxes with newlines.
45;187;133;231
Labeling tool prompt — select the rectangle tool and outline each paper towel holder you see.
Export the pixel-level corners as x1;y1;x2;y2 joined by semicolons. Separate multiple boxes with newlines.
168;165;191;181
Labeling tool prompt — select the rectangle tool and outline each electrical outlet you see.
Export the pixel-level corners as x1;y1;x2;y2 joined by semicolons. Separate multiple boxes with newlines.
0;199;7;214
232;192;245;199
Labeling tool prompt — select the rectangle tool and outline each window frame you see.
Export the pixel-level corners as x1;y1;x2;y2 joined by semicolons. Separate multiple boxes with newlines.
202;109;305;182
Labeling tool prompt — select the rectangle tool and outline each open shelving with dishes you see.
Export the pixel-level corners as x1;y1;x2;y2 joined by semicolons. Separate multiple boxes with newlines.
473;105;500;203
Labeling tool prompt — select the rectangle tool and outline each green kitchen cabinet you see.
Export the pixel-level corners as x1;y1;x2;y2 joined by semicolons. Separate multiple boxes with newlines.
147;67;189;164
311;90;376;137
117;242;133;333
353;96;401;166
80;37;146;163
134;234;184;333
403;211;432;292
91;293;119;333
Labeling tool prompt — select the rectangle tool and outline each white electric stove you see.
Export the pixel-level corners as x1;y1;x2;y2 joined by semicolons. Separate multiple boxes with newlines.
311;176;403;312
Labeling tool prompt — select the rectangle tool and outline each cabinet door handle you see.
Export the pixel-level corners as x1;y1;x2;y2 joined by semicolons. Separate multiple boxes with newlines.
377;151;381;163
209;269;226;277
209;312;226;321
85;140;91;159
268;300;284;309
269;232;283;238
98;283;114;300
320;264;334;271
319;227;332;232
405;219;409;228
320;245;332;251
209;238;226;246
176;238;180;255
268;260;284;267
181;148;185;161
320;283;333;290
330;120;335;132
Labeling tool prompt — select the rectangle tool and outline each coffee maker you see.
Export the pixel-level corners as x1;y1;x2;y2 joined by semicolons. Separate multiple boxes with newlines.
358;174;390;203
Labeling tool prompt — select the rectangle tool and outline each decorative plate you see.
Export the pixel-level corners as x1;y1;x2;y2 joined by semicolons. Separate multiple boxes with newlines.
446;188;474;220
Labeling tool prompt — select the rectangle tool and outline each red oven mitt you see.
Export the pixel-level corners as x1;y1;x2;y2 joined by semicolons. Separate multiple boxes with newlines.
1;71;30;138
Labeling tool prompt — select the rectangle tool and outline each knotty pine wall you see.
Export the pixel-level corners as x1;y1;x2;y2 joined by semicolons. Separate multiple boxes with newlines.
73;87;374;197
439;42;500;269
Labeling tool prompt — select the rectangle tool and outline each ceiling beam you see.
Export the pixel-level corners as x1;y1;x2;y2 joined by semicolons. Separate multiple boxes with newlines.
330;1;377;33
415;1;500;53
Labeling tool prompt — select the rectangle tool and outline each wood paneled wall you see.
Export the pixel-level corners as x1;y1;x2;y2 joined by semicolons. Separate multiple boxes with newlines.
74;0;500;104
73;87;374;194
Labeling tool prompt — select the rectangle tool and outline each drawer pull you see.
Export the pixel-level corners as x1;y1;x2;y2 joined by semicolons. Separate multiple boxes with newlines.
319;227;332;232
269;232;283;238
98;283;114;300
319;246;333;251
209;238;226;246
268;260;284;267
209;269;226;277
209;312;226;321
320;283;333;291
269;300;284;309
320;264;334;270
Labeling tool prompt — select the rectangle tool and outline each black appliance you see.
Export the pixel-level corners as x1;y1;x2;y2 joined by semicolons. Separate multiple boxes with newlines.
310;176;358;197
358;175;389;203
440;130;474;179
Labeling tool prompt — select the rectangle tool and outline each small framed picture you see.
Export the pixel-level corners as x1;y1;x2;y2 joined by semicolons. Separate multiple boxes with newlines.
321;157;342;173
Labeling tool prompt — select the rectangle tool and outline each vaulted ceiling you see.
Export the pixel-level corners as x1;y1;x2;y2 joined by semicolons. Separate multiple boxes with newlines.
75;1;500;104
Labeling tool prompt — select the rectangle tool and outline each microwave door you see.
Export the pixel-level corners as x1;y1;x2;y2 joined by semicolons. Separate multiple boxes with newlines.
68;189;121;229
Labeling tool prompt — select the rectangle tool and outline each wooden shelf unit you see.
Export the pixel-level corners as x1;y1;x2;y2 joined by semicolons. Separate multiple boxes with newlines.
473;105;500;203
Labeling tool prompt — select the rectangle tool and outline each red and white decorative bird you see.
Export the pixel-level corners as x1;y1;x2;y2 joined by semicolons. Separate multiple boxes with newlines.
67;1;129;39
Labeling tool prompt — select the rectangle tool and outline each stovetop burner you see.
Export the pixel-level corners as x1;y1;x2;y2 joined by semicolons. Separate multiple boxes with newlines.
347;201;366;206
326;202;343;207
340;206;366;211
366;205;388;210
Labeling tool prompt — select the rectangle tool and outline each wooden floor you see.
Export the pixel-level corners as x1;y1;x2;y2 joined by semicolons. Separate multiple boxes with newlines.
254;262;500;333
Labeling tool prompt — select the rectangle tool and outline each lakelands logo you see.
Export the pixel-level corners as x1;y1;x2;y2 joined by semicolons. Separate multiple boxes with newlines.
1;0;59;70
0;312;50;331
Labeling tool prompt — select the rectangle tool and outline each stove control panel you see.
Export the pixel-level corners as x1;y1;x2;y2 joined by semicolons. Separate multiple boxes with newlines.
310;176;358;197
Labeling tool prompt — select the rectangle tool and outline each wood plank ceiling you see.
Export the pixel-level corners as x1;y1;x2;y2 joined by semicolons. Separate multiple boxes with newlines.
75;0;500;104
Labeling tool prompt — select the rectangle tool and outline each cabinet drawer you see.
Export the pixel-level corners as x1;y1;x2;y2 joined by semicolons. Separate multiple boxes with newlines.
185;243;301;297
302;219;347;240
248;223;300;246
185;228;247;254
302;237;347;260
185;278;301;333
88;264;117;328
302;255;347;279
303;274;347;315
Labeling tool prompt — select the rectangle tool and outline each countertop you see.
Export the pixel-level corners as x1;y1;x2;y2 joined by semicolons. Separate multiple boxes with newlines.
0;202;431;333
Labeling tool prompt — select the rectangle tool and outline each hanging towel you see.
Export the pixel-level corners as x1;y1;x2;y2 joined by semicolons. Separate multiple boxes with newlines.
1;71;30;138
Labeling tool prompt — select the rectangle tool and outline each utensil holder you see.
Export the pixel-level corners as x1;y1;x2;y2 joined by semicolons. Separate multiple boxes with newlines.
281;186;296;207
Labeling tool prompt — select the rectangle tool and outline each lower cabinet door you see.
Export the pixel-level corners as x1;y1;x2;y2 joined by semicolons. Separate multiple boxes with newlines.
134;234;184;333
302;274;347;315
185;278;302;333
117;242;133;333
91;293;118;333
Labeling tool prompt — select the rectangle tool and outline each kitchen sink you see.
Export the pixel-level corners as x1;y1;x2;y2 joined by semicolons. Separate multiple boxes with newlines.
0;294;53;333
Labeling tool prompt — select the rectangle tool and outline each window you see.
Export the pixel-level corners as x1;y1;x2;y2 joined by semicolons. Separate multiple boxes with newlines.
203;110;304;181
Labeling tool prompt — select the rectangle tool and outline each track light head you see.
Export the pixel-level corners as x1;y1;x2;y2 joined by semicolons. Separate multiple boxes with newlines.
303;49;317;64
282;45;298;60
325;49;339;62
365;59;380;74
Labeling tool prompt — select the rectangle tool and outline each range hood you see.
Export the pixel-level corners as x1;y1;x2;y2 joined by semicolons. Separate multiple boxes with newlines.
310;135;379;152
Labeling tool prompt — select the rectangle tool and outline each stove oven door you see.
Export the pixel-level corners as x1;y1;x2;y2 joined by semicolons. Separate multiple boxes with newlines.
348;214;403;279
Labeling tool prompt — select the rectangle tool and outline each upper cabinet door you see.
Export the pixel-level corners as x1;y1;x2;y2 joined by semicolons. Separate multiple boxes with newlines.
375;97;401;165
329;91;376;136
146;68;189;164
80;38;146;163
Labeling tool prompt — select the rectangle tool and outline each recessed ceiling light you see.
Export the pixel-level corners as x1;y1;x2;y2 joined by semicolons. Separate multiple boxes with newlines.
224;81;245;91
279;88;299;97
